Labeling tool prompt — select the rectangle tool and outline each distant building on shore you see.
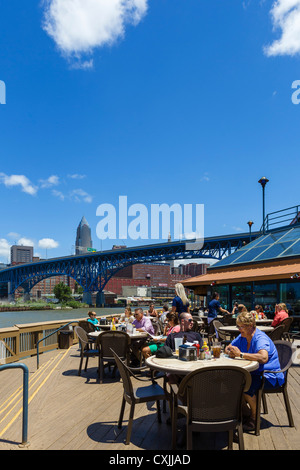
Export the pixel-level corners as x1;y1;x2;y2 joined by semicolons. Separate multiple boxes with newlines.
75;216;93;255
10;245;33;265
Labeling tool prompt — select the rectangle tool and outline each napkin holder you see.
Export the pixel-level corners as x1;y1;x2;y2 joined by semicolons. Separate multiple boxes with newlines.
179;344;197;361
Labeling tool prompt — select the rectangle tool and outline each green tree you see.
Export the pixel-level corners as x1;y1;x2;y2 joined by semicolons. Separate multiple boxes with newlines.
53;282;72;303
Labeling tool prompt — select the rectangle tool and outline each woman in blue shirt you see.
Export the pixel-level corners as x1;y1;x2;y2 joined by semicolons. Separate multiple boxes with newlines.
171;283;190;315
225;311;284;431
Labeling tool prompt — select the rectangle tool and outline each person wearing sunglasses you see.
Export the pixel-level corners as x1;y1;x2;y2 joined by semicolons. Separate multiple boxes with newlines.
165;312;203;351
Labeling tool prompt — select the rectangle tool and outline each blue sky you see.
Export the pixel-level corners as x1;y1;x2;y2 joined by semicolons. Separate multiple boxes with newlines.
1;0;300;263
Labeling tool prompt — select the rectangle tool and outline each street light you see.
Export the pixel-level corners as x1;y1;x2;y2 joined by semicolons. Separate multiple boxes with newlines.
258;177;269;234
247;220;254;242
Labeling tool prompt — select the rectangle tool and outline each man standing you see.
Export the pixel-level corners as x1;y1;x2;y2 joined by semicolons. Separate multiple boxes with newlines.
207;292;229;324
165;312;203;350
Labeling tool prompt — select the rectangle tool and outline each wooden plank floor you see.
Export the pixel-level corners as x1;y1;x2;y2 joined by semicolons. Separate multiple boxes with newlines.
0;343;300;451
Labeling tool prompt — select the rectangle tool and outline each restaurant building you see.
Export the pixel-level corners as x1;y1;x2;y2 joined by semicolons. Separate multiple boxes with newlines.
182;224;300;316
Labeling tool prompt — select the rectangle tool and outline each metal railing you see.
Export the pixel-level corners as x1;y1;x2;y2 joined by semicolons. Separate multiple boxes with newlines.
0;363;29;446
36;321;79;369
261;205;300;233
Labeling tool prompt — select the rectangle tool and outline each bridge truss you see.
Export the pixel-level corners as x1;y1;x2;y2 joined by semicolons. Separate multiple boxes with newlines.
0;232;260;298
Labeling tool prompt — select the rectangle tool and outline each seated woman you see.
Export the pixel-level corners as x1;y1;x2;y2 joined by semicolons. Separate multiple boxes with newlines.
119;307;134;323
142;312;180;358
271;303;289;327
225;311;284;432
146;302;158;317
254;304;267;319
87;311;100;331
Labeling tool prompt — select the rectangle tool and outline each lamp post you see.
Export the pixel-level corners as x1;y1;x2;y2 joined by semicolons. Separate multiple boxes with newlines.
247;220;254;242
258;177;269;234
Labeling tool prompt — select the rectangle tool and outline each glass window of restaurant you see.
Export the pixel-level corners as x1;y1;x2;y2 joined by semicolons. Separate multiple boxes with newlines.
280;281;300;315
216;285;229;310
231;284;252;311
253;283;278;318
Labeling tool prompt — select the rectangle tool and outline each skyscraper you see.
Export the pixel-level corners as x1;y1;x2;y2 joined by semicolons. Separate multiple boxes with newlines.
75;216;93;255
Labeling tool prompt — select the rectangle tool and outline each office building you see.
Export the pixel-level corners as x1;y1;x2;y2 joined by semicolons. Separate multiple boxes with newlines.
75;216;93;255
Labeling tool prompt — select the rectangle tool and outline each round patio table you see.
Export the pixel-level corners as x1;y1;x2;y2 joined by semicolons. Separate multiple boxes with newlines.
88;330;148;340
146;354;259;375
218;325;273;338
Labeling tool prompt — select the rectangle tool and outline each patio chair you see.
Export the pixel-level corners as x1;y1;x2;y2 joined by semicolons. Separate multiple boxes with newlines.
96;331;131;383
211;320;231;347
268;325;284;341
78;320;98;333
74;326;100;376
111;349;169;445
171;365;251;450
221;314;236;326
281;317;294;341
255;340;296;436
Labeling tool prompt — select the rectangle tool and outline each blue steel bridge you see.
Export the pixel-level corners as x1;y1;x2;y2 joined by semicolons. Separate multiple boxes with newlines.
0;231;260;304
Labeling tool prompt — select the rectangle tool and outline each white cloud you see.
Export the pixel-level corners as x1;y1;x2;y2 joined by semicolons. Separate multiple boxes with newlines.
38;238;59;249
0;239;10;261
39;175;60;188
264;0;300;56
17;237;35;247
67;174;87;179
0;173;37;195
52;189;65;200
70;188;93;203
42;0;148;67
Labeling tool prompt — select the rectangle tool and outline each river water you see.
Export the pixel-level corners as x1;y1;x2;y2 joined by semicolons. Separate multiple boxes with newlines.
0;307;125;329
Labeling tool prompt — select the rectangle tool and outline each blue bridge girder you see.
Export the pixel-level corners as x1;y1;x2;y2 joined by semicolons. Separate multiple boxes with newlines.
0;231;260;296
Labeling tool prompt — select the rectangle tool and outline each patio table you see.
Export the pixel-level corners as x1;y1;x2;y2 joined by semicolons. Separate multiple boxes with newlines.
146;354;259;375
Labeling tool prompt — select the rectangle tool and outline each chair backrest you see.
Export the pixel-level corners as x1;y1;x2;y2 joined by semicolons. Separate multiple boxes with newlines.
212;320;228;340
177;366;251;424
281;317;293;333
78;320;96;333
273;340;296;373
268;325;284;341
221;314;236;326
110;349;134;398
152;321;161;335
97;331;130;360
74;326;89;347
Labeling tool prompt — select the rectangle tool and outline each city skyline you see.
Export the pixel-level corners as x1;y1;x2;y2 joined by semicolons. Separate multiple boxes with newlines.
1;1;300;264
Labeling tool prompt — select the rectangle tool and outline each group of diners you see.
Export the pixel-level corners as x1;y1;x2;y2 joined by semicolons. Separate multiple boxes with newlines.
207;291;291;329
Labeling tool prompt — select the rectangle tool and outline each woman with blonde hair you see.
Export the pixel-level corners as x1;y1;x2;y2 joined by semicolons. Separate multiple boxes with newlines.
271;303;289;327
171;283;190;314
226;311;284;431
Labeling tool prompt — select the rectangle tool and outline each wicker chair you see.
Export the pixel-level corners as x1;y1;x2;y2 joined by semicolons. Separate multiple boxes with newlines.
96;331;131;383
74;326;100;376
171;366;251;450
221;314;236;326
281;317;294;341
211;319;231;347
78;320;98;333
268;325;284;341
111;349;169;445
255;340;296;436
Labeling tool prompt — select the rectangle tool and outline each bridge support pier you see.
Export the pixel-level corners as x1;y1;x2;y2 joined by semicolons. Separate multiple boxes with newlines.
96;292;105;308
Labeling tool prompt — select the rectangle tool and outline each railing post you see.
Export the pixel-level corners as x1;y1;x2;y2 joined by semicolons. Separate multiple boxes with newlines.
0;363;29;446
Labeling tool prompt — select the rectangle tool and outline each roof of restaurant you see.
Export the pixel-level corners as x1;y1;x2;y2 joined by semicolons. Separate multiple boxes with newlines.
182;225;300;288
211;225;300;268
182;259;300;286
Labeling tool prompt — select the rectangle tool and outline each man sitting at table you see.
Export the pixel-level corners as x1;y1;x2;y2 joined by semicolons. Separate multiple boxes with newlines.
130;308;155;366
133;308;155;335
165;312;203;350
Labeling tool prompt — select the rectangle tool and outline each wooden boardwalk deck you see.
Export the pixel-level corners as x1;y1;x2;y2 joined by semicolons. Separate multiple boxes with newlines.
0;343;300;451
